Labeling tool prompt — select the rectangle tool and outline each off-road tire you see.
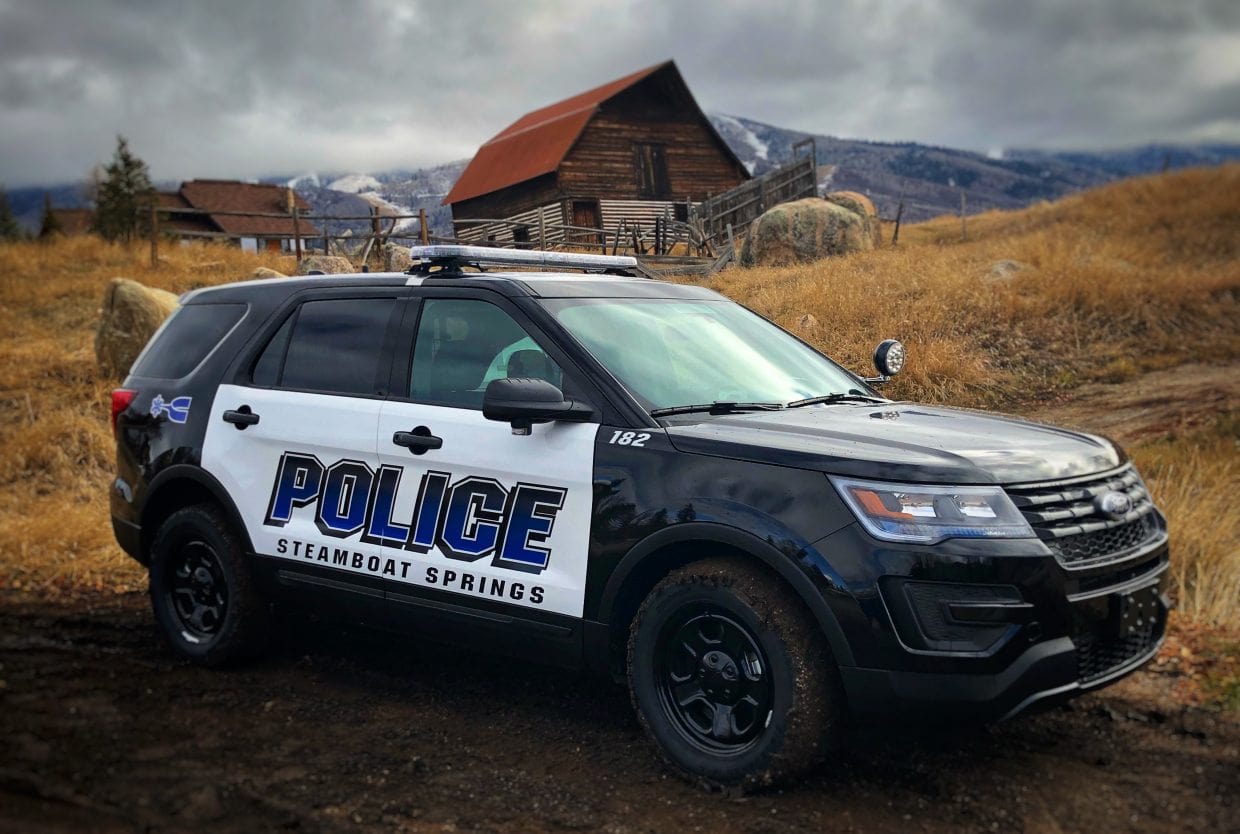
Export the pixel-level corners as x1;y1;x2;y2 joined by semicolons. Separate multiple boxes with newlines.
627;557;843;791
149;503;267;667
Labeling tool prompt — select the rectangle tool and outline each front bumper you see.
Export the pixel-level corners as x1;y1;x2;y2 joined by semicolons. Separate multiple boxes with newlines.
806;521;1170;721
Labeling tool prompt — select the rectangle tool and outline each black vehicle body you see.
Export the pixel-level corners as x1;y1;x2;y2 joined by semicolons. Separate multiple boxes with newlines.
111;265;1169;725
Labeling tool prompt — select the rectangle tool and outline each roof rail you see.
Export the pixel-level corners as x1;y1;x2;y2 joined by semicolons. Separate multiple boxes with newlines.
408;245;638;275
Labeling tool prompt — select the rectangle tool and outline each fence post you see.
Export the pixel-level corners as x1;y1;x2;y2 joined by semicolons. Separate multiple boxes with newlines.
419;208;429;245
149;201;158;268
292;207;303;263
959;190;967;242
538;209;546;250
891;201;904;246
726;222;735;255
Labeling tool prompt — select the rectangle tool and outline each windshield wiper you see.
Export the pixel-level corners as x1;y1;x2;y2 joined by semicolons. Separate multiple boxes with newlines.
649;401;785;418
786;392;886;408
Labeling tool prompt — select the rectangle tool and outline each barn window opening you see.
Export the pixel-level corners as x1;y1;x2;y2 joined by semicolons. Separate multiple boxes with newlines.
512;225;532;248
633;142;671;199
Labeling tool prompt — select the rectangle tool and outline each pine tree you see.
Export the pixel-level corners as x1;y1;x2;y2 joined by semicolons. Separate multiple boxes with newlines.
91;135;154;243
0;187;24;241
38;194;62;240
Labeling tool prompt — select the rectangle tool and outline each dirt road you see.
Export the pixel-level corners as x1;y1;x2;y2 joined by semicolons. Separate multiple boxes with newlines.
1;590;1235;834
1025;362;1239;447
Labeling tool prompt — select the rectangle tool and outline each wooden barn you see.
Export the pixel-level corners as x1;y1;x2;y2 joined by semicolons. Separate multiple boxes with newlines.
443;60;750;247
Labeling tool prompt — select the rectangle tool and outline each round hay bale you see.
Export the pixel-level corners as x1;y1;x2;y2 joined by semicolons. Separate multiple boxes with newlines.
250;266;287;279
296;255;355;275
825;191;882;248
739;198;872;267
95;278;179;380
382;243;413;273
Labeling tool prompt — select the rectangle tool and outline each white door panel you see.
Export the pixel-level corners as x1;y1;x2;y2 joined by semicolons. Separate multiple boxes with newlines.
202;384;384;572
377;402;597;618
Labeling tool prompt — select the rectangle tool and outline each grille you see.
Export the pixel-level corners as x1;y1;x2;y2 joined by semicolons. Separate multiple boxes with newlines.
1074;604;1163;683
1006;465;1161;568
1045;514;1158;564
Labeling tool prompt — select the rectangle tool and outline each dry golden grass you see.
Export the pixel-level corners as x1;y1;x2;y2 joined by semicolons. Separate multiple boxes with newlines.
0;238;294;594
1131;420;1240;628
706;164;1240;410
0;167;1237;630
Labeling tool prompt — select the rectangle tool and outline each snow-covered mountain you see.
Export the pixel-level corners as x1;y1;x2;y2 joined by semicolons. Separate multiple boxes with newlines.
13;116;1239;235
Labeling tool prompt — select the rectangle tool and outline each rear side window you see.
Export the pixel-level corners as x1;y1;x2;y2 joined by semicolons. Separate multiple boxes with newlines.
131;303;246;379
255;298;395;395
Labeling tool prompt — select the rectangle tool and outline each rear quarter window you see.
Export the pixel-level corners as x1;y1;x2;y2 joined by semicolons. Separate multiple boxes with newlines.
130;302;247;380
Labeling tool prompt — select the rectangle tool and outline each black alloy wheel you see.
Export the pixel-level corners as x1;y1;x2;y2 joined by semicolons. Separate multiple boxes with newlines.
656;608;774;756
628;557;844;791
149;504;267;666
165;539;228;643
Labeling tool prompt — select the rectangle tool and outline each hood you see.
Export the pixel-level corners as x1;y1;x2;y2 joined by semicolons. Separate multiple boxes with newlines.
663;402;1123;485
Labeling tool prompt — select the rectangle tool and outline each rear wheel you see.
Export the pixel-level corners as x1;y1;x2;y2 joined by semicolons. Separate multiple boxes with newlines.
627;557;843;791
149;504;266;666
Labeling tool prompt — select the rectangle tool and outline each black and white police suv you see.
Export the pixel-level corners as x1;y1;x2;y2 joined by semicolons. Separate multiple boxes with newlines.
110;245;1169;788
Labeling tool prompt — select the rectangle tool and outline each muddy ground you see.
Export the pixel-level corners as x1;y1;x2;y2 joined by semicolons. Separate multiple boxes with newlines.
1;589;1235;834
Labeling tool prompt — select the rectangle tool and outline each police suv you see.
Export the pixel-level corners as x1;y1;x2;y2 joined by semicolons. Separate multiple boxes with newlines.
110;246;1169;789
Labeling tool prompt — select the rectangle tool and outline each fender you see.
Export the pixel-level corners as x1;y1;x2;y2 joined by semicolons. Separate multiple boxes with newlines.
141;464;256;558
598;521;856;667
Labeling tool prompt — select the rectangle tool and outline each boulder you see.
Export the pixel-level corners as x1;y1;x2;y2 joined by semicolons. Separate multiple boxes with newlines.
250;266;286;279
984;259;1033;283
95;278;179;380
296;255;355;275
382;243;413;273
796;313;819;332
825;191;882;248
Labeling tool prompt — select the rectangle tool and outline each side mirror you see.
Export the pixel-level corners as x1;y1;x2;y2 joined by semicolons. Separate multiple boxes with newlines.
483;377;593;435
868;339;906;384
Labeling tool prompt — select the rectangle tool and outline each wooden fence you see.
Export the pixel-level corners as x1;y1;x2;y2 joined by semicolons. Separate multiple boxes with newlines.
697;139;818;243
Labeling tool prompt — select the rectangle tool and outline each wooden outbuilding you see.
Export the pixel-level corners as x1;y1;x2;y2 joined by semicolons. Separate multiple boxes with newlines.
444;60;750;246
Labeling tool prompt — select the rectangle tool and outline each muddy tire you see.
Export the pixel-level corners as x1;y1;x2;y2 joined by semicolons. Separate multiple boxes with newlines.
149;504;267;667
627;557;843;791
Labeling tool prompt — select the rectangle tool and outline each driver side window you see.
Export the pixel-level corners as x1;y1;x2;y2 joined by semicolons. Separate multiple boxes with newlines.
410;299;562;409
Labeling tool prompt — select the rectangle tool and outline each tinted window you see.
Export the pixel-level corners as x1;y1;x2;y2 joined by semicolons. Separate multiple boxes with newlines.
250;312;295;387
410;299;561;409
131;303;246;379
278;299;395;395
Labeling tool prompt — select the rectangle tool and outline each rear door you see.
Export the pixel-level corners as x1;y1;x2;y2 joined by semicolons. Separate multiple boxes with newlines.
374;293;599;632
202;291;404;619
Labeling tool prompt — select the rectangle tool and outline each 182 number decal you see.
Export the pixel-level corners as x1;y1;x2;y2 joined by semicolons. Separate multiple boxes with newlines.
608;430;651;447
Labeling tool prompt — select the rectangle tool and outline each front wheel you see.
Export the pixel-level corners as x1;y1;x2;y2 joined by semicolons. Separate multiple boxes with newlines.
149;504;267;666
627;557;843;791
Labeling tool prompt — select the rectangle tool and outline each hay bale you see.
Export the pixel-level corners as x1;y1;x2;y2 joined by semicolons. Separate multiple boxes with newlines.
95;278;179;380
382;243;412;273
739;198;872;267
825;191;882;248
296;255;355;275
250;266;286;279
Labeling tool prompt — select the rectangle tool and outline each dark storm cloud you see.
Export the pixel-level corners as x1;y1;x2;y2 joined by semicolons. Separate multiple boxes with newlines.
0;0;1236;186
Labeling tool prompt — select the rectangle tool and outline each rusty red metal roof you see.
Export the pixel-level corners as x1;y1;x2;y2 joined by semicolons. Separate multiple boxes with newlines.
178;180;319;237
444;61;673;206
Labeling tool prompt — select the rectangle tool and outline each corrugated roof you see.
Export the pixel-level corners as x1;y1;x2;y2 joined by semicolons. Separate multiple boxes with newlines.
178;180;319;237
444;61;673;206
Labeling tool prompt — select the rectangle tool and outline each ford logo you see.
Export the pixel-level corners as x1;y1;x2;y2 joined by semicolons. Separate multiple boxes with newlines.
1096;491;1133;519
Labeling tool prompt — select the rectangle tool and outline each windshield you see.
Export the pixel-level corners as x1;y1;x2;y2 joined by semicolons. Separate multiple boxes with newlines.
541;298;869;411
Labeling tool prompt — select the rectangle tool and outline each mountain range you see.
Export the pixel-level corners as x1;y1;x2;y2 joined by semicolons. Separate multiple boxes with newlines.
9;115;1240;236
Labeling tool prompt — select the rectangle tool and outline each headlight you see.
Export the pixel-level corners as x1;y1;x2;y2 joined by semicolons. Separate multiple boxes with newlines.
829;476;1034;544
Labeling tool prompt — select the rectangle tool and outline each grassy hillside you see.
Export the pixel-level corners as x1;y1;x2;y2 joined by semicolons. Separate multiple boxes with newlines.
0;165;1236;630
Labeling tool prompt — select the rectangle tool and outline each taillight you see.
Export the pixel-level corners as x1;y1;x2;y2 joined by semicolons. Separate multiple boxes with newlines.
111;389;136;435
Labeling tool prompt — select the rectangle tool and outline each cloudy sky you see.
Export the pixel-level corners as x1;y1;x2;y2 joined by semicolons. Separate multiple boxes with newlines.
1;0;1238;187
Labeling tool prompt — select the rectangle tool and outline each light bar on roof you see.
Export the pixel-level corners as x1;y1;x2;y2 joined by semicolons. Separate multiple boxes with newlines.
408;245;637;271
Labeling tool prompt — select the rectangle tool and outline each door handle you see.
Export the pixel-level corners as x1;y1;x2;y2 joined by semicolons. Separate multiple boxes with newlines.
392;427;443;454
223;406;260;429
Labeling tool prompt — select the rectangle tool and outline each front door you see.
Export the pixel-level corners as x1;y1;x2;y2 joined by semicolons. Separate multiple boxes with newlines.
374;296;598;623
570;200;602;247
